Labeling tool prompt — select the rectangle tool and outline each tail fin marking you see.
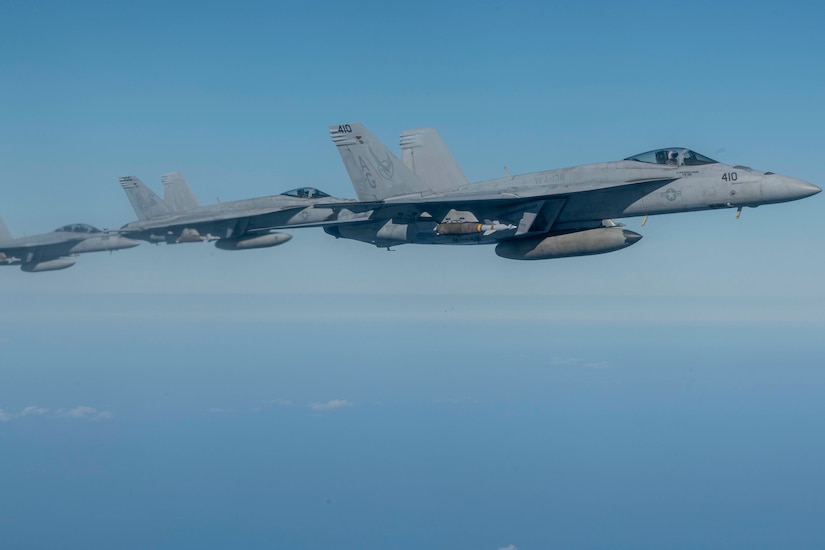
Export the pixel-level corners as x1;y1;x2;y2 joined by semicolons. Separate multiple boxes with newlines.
119;176;173;221
330;123;433;201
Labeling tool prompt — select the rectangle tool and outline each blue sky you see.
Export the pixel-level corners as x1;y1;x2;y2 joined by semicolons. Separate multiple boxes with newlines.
2;1;825;548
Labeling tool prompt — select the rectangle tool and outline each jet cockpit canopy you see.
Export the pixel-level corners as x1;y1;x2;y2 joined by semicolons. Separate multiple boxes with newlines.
55;223;102;233
625;148;717;167
280;187;331;199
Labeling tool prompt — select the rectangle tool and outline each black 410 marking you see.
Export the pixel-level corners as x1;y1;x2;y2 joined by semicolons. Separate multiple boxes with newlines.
338;124;352;133
721;172;738;182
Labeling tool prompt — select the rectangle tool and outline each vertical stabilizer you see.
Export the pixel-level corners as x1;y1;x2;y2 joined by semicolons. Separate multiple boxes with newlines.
119;176;174;221
329;123;433;201
0;216;12;242
400;128;468;191
162;172;200;212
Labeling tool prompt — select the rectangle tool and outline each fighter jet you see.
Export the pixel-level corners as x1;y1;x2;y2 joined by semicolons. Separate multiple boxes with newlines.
118;173;365;251
0;217;140;272
326;123;821;259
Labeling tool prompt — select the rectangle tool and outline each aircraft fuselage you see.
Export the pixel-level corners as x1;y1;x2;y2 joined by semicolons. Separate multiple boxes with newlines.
329;154;819;249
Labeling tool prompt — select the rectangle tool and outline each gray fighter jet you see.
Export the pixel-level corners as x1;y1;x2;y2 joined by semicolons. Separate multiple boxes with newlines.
326;123;820;259
0;217;140;272
118;173;364;250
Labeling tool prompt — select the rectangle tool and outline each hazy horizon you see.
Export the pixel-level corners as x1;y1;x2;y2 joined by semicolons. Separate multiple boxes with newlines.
3;0;825;548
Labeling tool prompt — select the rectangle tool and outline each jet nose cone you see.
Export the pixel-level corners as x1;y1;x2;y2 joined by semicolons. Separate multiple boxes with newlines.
795;180;822;199
778;176;821;201
622;230;643;244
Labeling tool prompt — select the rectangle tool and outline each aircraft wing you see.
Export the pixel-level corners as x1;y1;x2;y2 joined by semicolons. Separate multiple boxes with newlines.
122;203;374;240
0;237;84;265
321;178;678;235
0;233;85;256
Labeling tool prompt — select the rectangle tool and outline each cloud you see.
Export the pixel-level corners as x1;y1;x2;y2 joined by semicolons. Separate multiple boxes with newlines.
582;361;610;369
0;405;49;422
498;545;518;550
60;406;97;418
1;405;110;422
57;406;113;421
20;406;49;417
310;399;353;412
549;357;583;366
